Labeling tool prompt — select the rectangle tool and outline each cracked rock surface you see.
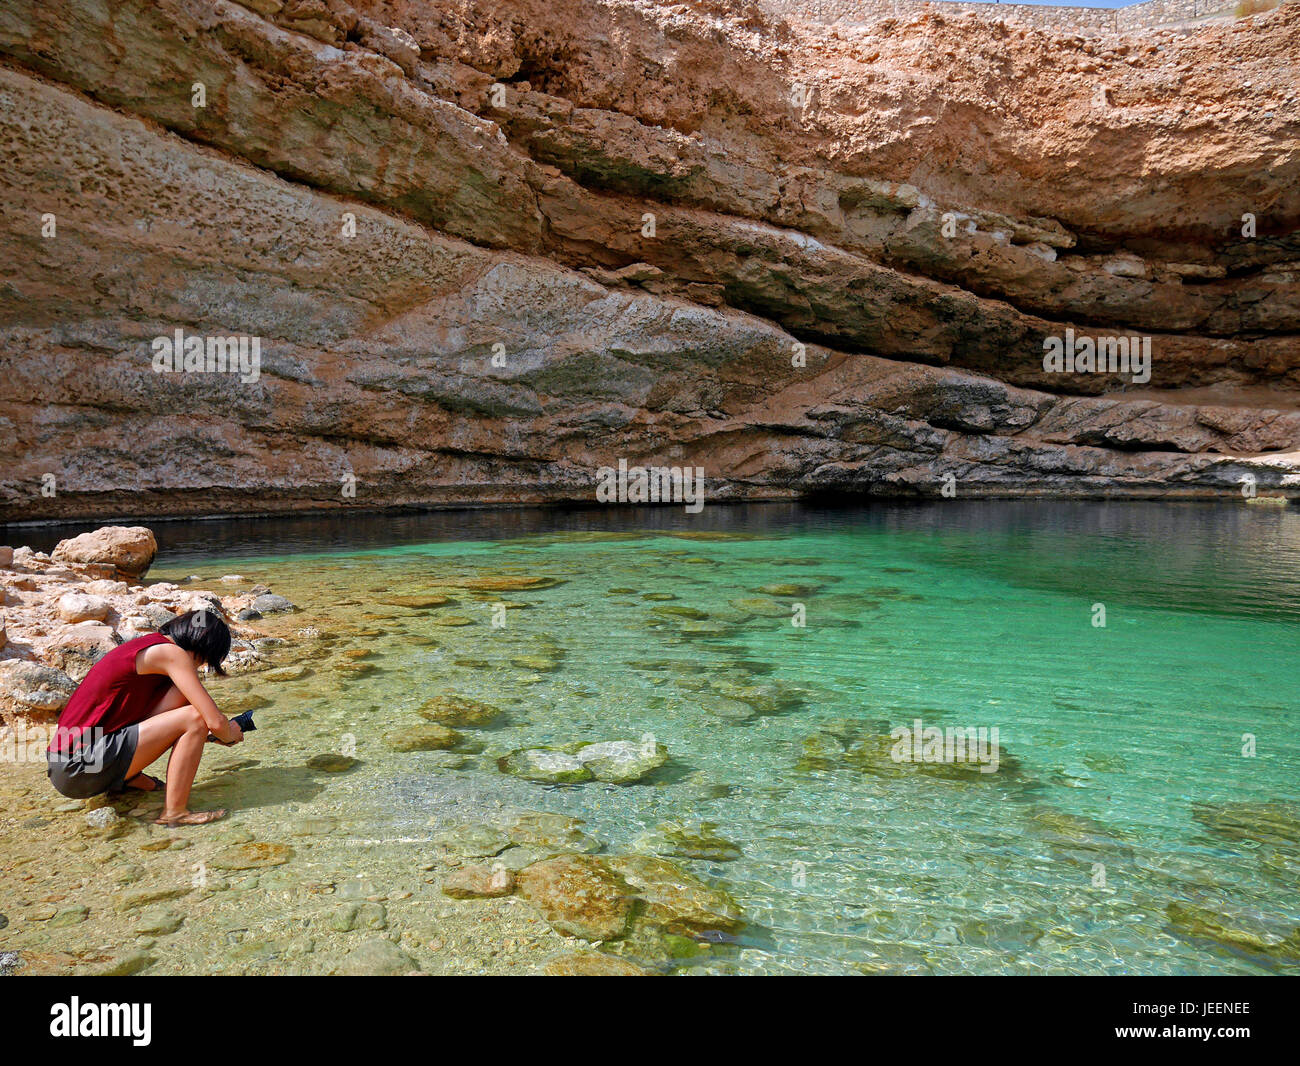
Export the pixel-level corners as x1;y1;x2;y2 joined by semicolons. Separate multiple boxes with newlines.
0;0;1297;517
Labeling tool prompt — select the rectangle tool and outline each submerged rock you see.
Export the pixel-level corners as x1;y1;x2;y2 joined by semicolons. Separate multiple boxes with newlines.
504;811;602;854
431;823;512;858
417;694;502;727
1191;799;1300;849
843;730;1020;782
448;576;563;592
543;952;653;976
516;855;632;942
574;739;669;784
331;939;418;976
606;855;743;936
210;842;295;871
251;593;296;614
442;863;515;899
306;754;356;772
384;724;461;752
498;748;593;784
1166;901;1300;962
633;821;742;862
378;594;454;608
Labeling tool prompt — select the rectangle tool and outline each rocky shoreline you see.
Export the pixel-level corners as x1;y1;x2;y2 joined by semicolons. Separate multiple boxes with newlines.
0;525;748;975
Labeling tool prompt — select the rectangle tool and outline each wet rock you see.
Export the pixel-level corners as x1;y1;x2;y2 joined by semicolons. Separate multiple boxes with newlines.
515;855;633;942
844;730;1021;782
84;807;120;830
498;748;593;784
706;698;758;722
378;594;454;608
1166;901;1300;962
219;693;271;715
431;823;511;858
52;527;157;578
330;938;418;976
326;901;387;932
729;596;788;618
307;753;356;772
84;950;156;977
607;855;743;936
262;664;311;682
795;731;846;771
505;812;602;854
290;815;339;837
633;821;742;862
574;740;669;784
511;655;560;672
1191;799;1300;849
251;593;296;614
134;908;183;936
114;886;191;911
417;694;501;727
384;724;461;752
544;952;653;976
448;576;562;592
209;842;295;870
756;583;821;597
650;605;710;621
49;904;89;928
442;863;515;899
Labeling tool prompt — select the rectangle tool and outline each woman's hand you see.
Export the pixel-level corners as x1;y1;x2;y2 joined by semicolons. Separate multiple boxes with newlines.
213;718;245;746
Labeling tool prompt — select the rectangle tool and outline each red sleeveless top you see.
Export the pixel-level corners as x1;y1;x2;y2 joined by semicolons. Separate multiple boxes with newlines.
50;633;174;752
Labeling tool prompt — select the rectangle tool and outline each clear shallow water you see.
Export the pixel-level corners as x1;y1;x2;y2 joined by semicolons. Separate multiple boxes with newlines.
20;501;1300;974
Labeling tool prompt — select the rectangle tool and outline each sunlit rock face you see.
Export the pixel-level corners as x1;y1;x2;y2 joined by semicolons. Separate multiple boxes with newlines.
0;0;1297;519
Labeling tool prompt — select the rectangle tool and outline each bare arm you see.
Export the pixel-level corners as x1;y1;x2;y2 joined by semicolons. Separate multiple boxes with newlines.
138;642;241;743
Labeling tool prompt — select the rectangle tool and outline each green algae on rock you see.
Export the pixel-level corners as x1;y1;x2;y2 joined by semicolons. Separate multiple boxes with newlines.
383;724;461;752
417;694;502;727
1191;799;1300;849
606;855;743;937
1166;902;1300;963
498;748;593;784
633;821;743;863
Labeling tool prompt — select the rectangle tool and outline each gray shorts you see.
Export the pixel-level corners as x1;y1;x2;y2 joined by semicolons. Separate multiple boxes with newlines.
47;725;140;799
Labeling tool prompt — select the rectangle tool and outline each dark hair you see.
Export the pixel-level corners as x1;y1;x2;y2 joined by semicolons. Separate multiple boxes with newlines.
159;608;232;676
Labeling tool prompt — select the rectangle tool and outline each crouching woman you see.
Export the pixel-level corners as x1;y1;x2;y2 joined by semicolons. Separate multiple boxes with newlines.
46;609;243;826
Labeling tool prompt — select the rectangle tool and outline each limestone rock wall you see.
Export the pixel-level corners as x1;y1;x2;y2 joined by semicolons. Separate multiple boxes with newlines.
0;0;1297;519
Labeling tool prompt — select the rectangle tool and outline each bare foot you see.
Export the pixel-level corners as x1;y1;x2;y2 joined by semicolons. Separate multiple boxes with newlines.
154;808;227;826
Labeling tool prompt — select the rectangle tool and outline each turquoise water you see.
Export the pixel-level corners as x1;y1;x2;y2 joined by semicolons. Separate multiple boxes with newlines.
126;501;1300;974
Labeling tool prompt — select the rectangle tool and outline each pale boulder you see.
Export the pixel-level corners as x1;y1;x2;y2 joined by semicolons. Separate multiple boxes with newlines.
56;592;112;623
51;527;157;578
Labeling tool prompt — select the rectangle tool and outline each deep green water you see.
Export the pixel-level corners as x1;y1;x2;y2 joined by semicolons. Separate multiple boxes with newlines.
31;500;1300;974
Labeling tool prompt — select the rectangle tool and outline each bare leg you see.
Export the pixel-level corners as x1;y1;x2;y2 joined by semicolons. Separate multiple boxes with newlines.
126;704;225;825
120;684;190;792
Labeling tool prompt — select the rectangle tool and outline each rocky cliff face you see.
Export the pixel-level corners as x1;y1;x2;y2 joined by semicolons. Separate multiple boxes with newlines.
0;0;1297;518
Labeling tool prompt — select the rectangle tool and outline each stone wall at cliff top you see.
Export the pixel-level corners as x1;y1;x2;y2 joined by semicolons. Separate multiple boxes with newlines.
0;0;1297;519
